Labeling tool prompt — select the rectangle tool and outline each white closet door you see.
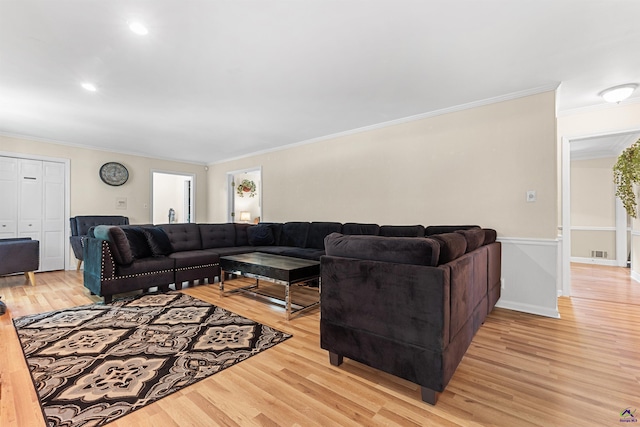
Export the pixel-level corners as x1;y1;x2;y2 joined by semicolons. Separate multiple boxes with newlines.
0;157;18;238
42;161;65;270
18;159;43;242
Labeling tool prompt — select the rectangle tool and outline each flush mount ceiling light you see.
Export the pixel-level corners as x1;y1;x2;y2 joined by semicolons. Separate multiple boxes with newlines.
599;83;638;103
128;21;148;35
81;82;97;92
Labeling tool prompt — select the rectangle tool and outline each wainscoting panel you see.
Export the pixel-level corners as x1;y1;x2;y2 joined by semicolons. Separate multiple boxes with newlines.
496;237;560;318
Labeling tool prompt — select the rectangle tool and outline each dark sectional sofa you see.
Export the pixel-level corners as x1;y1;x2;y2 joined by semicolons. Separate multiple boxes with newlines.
320;227;501;405
82;220;501;405
84;221;343;302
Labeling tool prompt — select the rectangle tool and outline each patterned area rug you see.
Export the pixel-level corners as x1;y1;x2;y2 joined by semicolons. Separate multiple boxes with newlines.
13;292;291;427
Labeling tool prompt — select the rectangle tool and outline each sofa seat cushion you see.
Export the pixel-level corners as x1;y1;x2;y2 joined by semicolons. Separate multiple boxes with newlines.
259;246;325;261
204;246;256;257
324;233;440;267
169;250;219;268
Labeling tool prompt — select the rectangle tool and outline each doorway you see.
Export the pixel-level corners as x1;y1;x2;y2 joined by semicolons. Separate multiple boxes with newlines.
561;129;640;297
227;167;262;224
151;171;195;224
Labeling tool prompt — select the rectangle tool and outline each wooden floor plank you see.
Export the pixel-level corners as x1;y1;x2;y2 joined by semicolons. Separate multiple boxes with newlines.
1;264;639;426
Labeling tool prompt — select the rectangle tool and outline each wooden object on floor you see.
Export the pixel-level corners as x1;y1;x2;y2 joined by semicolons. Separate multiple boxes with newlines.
24;271;35;286
1;265;639;427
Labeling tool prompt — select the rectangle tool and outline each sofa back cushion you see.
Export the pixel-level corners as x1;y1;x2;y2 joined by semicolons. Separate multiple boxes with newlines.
341;222;380;235
429;233;467;265
306;222;342;249
159;223;202;252
247;224;275;246
199;223;236;249
234;223;252;246
258;222;283;245
379;225;425;237
324;233;440;267
425;225;480;236
455;228;486;252
280;222;309;247
71;215;129;236
483;228;497;245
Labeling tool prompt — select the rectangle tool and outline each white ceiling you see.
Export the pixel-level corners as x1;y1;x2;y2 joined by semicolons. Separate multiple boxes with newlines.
1;1;640;165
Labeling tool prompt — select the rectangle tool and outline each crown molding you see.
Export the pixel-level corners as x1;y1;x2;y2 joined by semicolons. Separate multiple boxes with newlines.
0;131;207;166
209;84;560;165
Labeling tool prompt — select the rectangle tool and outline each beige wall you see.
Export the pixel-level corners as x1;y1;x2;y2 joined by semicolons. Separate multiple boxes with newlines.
570;157;617;259
558;103;640;139
0;134;208;225
570;157;616;227
209;91;558;239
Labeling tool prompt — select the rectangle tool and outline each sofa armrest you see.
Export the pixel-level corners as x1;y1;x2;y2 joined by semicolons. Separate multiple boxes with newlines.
84;237;115;279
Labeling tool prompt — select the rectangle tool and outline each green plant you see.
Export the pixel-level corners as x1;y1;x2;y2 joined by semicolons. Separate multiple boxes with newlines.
613;138;640;218
236;179;256;198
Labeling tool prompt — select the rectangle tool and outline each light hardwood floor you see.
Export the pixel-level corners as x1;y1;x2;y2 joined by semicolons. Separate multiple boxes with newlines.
1;264;638;426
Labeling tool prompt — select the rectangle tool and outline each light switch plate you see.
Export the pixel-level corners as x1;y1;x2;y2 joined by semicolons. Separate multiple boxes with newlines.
526;190;536;202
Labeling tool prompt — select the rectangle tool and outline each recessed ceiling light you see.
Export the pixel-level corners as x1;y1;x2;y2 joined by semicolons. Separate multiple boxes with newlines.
599;83;638;103
129;21;148;35
81;82;97;92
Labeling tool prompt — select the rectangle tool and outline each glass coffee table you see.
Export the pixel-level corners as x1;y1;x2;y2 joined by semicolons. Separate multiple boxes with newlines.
219;252;320;320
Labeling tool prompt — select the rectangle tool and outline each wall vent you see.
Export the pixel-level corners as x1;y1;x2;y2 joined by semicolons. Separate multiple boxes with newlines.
591;250;608;259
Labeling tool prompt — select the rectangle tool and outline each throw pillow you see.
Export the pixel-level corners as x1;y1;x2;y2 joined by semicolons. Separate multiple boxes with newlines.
122;227;153;259
247;224;275;246
141;226;174;256
93;225;134;265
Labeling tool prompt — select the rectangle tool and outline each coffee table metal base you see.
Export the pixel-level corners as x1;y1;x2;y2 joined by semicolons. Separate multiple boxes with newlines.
220;271;319;320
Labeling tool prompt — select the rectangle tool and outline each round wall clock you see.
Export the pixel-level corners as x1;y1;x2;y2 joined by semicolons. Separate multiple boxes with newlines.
99;162;129;186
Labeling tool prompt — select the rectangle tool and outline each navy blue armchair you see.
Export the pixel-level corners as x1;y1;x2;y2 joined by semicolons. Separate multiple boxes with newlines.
70;215;129;270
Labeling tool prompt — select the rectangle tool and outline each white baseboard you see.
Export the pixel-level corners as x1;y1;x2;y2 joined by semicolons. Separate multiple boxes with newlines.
495;299;561;319
570;256;618;266
631;270;640;283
